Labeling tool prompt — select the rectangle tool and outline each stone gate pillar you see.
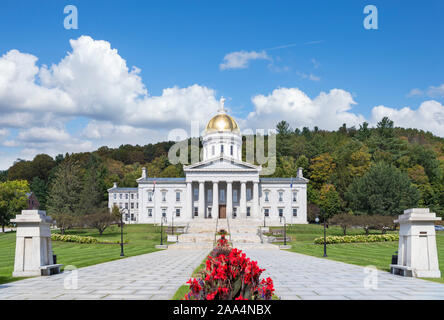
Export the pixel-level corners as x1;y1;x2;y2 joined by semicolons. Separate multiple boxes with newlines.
390;208;441;278
12;210;61;277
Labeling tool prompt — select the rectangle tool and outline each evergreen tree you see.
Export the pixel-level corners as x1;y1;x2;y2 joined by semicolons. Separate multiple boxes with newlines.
345;162;420;215
30;177;48;210
47;160;83;216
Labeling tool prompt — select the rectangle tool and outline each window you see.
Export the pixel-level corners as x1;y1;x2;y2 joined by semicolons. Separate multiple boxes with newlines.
136;203;139;209
212;145;215;156
131;203;134;209
148;191;153;202
113;194;116;200
119;194;123;199
220;189;225;202
194;207;198;217
247;207;251;217
233;207;237;218
119;203;122;209
176;208;181;217
233;189;238;203
221;145;224;154
279;191;283;202
125;213;129;221
293;208;298;217
207;189;212;202
292;191;297;202
264;208;269;217
125;194;128;200
230;145;233;156
131;213;135;221
279;208;283;217
208;207;212;218
131;194;134;200
162;191;167;202
176;192;180;202
246;189;252;201
125;203;128;209
148;208;152;217
194;188;198;201
265;191;269;202
162;208;166;217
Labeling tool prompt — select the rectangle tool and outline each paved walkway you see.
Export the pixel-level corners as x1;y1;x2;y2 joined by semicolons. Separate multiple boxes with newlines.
242;248;444;300
0;249;208;300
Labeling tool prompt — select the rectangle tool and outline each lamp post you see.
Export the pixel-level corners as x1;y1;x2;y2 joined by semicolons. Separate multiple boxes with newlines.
120;208;127;257
263;208;266;227
160;216;167;246
320;209;327;257
280;215;287;246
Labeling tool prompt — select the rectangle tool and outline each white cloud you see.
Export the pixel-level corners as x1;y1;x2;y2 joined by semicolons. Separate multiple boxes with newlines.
407;83;444;99
370;100;444;136
220;50;270;70
244;88;365;131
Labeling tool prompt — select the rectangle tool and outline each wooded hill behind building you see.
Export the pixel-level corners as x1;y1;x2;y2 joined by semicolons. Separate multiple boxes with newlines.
1;117;444;230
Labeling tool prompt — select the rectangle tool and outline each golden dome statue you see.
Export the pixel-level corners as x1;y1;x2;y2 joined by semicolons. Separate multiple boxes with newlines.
205;97;240;133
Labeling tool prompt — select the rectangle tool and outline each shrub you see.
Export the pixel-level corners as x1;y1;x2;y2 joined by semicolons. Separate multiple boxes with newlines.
51;233;126;244
314;233;398;244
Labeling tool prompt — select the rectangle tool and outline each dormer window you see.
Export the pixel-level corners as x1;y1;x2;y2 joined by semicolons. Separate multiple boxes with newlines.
148;191;153;202
279;191;283;202
230;145;233;156
292;191;298;202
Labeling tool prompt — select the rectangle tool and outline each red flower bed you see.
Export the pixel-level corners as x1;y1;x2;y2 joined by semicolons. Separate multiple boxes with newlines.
184;235;275;300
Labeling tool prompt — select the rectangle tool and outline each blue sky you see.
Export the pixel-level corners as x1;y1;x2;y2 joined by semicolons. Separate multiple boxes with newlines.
0;0;443;169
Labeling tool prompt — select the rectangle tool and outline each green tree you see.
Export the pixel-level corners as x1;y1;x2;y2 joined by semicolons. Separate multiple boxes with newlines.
318;184;342;219
79;155;107;214
30;177;48;210
46;160;83;216
346;162;420;215
0;180;30;232
309;153;335;188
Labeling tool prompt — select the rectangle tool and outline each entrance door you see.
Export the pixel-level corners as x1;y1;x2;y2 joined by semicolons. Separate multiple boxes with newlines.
219;205;226;219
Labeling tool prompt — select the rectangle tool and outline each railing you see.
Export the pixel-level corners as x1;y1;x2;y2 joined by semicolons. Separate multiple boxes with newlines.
213;217;219;247
226;215;232;244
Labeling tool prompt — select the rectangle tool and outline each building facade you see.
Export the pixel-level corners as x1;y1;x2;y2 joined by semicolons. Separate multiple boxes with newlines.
108;99;308;225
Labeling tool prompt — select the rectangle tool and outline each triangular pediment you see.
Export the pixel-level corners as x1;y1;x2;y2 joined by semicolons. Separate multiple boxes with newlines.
184;156;260;172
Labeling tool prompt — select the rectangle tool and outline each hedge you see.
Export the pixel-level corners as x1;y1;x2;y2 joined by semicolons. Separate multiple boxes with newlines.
51;234;125;244
314;234;399;244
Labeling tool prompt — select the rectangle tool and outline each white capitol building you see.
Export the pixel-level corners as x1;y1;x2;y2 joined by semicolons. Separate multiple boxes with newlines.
108;99;308;227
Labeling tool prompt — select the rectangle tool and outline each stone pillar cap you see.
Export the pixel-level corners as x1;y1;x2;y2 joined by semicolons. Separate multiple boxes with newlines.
395;208;441;223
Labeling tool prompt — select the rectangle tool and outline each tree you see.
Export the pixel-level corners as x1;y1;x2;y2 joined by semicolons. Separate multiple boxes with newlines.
30;177;48;210
276;121;291;135
347;147;371;178
0;180;30;232
318;184;342;219
329;213;360;235
46;160;83;217
346;162;420;215
309;153;335;188
377;117;394;139
84;208;117;235
78;155;107;214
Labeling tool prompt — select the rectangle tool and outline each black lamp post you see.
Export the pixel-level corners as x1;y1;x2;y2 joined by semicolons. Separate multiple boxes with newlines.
160;216;167;245
263;208;266;228
320;209;327;257
120;208;127;257
280;215;287;246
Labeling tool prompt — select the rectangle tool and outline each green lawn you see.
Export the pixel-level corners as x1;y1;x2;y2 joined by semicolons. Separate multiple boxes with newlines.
271;224;444;284
0;224;166;285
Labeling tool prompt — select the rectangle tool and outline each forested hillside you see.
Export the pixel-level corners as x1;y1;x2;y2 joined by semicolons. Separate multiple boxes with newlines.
2;117;444;219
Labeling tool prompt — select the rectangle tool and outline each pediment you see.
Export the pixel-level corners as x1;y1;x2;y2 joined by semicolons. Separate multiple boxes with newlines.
184;156;260;172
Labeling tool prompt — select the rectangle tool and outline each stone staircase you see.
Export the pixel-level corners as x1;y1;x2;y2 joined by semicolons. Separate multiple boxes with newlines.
169;218;269;250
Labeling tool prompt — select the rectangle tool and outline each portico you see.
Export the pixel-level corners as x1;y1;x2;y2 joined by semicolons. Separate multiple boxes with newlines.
185;178;261;220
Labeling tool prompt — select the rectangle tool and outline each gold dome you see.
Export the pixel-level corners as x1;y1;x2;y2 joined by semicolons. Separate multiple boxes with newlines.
205;114;240;133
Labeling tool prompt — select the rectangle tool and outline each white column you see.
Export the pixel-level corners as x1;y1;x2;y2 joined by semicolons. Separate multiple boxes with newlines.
240;181;247;219
186;182;192;219
198;181;205;218
253;182;259;219
212;182;219;219
227;181;233;218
